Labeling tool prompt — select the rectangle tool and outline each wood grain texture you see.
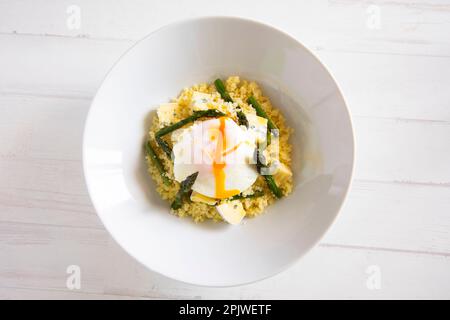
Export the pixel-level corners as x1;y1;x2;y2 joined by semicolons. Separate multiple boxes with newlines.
0;287;145;300
1;221;449;299
1;92;449;256
1;35;450;122
1;0;450;56
0;0;449;299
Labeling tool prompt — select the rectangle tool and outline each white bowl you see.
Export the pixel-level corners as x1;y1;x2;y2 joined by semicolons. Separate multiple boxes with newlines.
83;17;354;286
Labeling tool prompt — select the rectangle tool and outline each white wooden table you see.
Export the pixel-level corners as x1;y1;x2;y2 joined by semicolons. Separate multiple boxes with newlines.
1;0;449;299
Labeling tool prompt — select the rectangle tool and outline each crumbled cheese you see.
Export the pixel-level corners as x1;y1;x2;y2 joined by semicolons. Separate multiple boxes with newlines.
157;103;178;125
246;113;268;143
216;200;246;225
190;191;217;206
190;91;213;111
273;162;293;185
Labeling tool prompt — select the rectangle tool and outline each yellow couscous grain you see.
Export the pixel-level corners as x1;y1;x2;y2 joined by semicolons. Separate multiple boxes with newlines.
145;76;293;223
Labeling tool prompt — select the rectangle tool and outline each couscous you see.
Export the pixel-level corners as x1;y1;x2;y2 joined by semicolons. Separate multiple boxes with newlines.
145;76;293;224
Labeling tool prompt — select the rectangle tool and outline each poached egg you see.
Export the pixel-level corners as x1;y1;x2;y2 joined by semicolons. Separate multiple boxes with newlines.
172;117;257;199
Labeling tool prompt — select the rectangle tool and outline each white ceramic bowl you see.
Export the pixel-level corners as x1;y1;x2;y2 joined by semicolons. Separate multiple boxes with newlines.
83;17;354;286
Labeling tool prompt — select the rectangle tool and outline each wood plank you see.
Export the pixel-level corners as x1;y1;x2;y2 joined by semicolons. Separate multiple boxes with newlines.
0;93;449;254
0;94;101;228
353;117;450;184
0;0;449;56
0;222;108;294
318;51;450;122
0;287;143;300
1;93;449;185
2;154;449;255
323;180;450;254
105;243;450;299
0;35;131;98
1;35;449;122
1;221;449;299
0;95;88;161
0;0;449;301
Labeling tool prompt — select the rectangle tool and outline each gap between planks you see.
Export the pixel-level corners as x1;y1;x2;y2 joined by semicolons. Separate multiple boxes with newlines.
1;209;449;259
1;91;449;126
319;243;450;258
0;285;151;300
1;30;450;59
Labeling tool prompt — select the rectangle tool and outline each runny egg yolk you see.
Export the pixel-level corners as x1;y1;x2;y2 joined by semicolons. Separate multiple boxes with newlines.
172;117;258;199
212;117;240;199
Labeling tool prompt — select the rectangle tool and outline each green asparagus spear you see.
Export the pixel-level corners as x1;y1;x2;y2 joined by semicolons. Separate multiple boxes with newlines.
171;172;199;210
236;110;249;128
214;78;233;102
247;95;277;144
155;109;226;156
145;141;171;186
263;175;283;199
193;109;226;119
247;96;277;130
255;147;264;174
156;109;225;137
255;146;283;198
230;190;264;201
155;136;172;158
214;79;249;128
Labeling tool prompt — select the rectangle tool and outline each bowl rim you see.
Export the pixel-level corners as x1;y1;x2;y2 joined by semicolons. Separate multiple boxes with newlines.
82;15;356;287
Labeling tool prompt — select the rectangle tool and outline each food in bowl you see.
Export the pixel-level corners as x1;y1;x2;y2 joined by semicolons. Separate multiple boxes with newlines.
84;17;354;286
145;76;293;224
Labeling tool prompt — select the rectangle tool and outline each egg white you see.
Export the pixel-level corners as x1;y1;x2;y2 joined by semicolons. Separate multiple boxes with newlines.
172;118;257;199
